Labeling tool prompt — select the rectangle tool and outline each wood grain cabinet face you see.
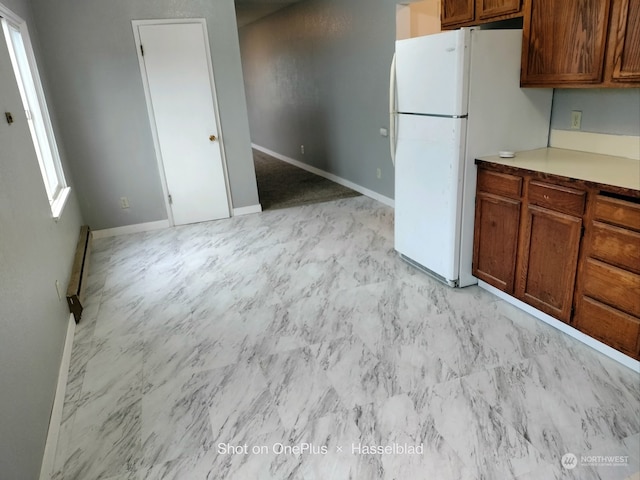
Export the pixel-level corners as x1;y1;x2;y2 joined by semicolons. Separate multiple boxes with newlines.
521;0;612;86
441;0;522;28
473;163;640;359
573;194;640;359
573;297;640;357
589;221;640;273
473;192;521;293
581;258;640;318
594;194;640;229
528;181;586;216
473;169;523;293
441;0;475;27
607;0;640;82
517;204;582;322
477;0;522;20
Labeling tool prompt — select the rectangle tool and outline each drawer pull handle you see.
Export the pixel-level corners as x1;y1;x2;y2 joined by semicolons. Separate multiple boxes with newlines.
543;194;550;200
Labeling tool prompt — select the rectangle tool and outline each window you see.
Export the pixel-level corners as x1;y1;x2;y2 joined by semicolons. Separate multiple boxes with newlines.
1;12;70;219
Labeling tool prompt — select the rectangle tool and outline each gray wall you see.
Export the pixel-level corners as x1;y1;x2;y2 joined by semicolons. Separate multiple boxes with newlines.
29;0;259;230
240;5;639;204
0;1;84;478
239;0;397;200
551;88;640;136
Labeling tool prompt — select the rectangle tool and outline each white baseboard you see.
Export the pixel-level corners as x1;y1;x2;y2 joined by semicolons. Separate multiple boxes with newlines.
549;129;640;160
233;204;262;216
39;314;75;480
252;144;395;208
92;219;170;239
478;281;640;372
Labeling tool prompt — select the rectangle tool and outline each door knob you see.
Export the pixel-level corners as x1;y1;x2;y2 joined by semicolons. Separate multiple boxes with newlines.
209;134;217;142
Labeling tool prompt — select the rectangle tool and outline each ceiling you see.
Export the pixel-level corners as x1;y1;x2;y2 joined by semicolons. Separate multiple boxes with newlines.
235;0;305;28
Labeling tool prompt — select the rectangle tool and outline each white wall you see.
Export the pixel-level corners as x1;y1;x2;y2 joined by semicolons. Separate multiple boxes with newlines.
0;1;84;478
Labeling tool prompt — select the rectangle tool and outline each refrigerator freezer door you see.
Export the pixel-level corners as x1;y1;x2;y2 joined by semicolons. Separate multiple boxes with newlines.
394;114;466;284
395;29;469;117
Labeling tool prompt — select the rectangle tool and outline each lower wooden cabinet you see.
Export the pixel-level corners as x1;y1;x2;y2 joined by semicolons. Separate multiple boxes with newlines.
573;194;640;359
472;169;522;293
473;192;521;293
473;162;640;360
573;296;640;358
517;204;582;322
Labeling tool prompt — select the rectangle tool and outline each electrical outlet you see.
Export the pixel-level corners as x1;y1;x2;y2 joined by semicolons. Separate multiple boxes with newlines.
376;168;382;179
571;111;582;130
300;145;305;155
120;196;130;209
379;128;388;137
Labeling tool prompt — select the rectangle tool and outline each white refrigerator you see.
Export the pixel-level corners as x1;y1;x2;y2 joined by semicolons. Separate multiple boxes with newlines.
390;28;552;287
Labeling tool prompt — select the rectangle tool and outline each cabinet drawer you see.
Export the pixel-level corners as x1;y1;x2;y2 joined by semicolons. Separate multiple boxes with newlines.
589;221;640;274
582;258;640;317
528;181;585;216
574;296;640;359
594;195;640;232
477;169;522;199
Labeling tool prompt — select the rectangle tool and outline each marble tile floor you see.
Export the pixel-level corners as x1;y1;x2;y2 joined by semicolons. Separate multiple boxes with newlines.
51;196;640;480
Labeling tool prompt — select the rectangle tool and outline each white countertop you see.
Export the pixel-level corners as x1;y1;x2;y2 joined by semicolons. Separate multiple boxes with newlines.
477;147;640;192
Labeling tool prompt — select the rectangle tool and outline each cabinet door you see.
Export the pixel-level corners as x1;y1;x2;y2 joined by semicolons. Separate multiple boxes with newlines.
517;205;582;322
441;0;475;27
477;0;521;20
521;0;612;86
473;192;521;293
607;0;640;82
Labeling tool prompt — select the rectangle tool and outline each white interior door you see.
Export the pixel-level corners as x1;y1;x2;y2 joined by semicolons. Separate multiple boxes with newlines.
136;21;230;225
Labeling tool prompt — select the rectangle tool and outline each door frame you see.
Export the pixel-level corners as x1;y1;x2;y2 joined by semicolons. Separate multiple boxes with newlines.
132;18;232;226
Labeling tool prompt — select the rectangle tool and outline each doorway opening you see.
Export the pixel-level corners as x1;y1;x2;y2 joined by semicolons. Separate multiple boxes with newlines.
234;4;361;212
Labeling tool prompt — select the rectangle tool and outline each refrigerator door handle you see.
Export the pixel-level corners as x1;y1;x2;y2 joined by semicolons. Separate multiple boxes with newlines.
389;52;397;167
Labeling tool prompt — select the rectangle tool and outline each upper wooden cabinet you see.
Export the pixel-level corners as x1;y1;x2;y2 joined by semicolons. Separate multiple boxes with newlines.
477;0;522;20
441;0;523;29
521;0;611;85
606;0;640;83
521;0;640;87
441;0;475;27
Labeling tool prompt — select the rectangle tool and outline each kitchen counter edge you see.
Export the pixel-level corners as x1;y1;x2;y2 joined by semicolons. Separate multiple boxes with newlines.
476;148;640;197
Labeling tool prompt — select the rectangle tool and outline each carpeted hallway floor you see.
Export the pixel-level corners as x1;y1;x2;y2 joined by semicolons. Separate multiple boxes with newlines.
253;149;361;210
